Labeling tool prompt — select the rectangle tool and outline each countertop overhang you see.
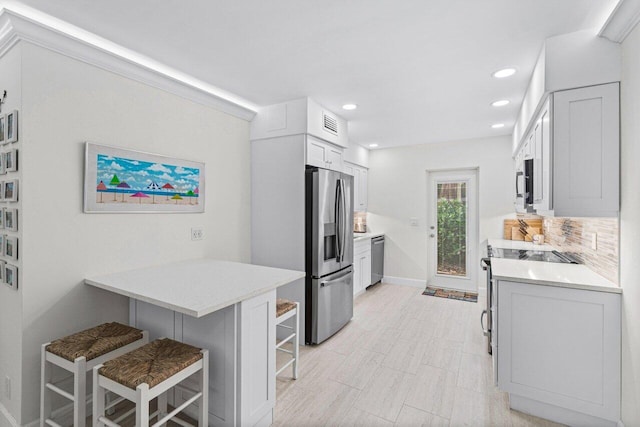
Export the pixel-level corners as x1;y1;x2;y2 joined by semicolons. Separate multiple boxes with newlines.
354;232;384;242
491;258;620;294
85;259;305;317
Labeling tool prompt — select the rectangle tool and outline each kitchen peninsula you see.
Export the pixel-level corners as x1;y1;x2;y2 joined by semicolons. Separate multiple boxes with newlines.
85;259;305;427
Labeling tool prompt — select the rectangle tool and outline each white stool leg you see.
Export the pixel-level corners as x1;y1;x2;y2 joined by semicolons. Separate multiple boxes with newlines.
92;365;105;427
199;350;209;426
136;384;150;426
40;344;51;427
158;391;168;418
73;356;87;427
293;303;300;379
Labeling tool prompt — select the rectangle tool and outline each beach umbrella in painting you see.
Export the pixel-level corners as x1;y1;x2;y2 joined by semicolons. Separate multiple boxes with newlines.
109;174;120;201
117;181;131;202
96;181;107;203
162;183;175;200
171;193;183;205
130;192;150;204
146;181;161;204
186;190;195;205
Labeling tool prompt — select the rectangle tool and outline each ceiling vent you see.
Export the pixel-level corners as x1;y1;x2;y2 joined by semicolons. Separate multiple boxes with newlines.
323;112;338;135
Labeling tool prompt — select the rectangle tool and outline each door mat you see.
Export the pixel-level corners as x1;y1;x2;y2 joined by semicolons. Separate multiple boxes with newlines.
422;286;477;303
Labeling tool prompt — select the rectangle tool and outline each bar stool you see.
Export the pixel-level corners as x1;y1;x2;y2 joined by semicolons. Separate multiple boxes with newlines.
276;298;300;379
41;322;148;427
93;338;209;426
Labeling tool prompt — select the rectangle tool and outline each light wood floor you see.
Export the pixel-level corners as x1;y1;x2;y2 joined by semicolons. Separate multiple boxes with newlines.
274;282;564;427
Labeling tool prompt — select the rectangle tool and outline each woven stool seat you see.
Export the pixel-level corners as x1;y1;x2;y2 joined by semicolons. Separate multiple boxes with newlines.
99;338;203;390
276;298;297;317
45;322;144;362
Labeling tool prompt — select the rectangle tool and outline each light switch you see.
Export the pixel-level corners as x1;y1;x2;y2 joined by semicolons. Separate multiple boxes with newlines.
410;217;419;227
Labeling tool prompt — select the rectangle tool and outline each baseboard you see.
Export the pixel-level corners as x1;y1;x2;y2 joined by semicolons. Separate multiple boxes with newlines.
509;394;619;427
0;402;19;427
382;275;426;288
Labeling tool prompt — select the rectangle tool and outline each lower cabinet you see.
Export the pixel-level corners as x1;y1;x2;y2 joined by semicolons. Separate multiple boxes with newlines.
496;280;621;426
130;289;277;427
353;239;372;296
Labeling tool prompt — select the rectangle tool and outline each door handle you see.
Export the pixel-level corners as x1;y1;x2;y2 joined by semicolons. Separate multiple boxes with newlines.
321;270;353;287
341;179;348;262
334;181;341;261
481;310;489;337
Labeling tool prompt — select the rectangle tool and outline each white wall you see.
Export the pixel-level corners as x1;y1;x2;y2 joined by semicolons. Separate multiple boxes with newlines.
8;42;251;424
367;136;513;288
619;23;640;427
0;43;23;425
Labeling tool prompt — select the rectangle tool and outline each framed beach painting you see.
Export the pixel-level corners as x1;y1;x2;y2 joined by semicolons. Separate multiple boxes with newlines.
84;143;205;213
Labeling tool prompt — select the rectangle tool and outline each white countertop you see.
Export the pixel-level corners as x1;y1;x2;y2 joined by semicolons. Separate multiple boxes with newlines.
491;258;621;294
354;232;384;242
488;238;555;251
85;259;305;317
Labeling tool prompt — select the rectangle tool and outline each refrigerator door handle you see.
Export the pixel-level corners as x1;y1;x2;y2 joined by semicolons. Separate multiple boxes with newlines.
334;179;341;262
340;179;347;262
320;269;353;287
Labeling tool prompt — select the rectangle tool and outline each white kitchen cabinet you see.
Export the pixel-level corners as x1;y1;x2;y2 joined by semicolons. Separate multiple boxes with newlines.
359;168;368;211
514;82;619;217
131;290;278;427
306;134;343;171
553;83;619;217
343;161;368;212
496;280;621;427
353;239;372;296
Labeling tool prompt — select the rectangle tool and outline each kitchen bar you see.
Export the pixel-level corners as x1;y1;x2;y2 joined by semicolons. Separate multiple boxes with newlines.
85;259;304;426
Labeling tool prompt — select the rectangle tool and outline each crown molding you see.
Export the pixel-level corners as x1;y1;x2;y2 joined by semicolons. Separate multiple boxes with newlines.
0;6;258;121
599;0;640;43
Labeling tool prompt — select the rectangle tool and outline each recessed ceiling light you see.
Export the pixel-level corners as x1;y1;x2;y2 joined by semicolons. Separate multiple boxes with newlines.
492;68;516;78
368;143;379;148
491;123;505;129
342;104;358;110
491;99;510;107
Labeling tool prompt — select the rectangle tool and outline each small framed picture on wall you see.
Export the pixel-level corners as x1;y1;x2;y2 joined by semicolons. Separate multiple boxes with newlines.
4;208;17;232
0;115;5;145
3;179;17;202
5;110;18;144
0;153;5;175
4;263;17;289
0;260;5;283
5;149;17;172
0;235;5;257
4;235;17;261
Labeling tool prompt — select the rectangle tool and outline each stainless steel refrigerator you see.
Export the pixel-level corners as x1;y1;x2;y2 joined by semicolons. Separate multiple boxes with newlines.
305;167;354;344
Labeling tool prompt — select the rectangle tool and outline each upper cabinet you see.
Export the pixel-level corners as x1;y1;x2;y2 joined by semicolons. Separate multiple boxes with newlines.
515;83;619;217
343;161;368;212
307;135;344;171
552;83;619;217
250;97;348;148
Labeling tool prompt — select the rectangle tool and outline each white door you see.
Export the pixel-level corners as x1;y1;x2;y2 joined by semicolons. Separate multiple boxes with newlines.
427;169;478;292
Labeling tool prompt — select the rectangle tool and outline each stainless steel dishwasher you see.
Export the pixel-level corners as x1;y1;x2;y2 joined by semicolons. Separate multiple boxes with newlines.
371;235;384;286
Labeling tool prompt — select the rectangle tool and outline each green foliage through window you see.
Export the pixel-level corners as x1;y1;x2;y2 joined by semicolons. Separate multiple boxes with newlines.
437;196;467;276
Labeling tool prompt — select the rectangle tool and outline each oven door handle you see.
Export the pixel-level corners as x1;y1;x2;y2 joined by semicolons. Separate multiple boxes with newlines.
481;310;489;337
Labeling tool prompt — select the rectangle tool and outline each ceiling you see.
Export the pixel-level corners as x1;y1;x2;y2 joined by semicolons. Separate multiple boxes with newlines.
14;0;619;149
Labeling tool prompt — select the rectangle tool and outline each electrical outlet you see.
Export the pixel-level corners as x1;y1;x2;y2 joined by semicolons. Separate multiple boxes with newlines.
191;227;204;241
591;233;598;250
5;376;10;399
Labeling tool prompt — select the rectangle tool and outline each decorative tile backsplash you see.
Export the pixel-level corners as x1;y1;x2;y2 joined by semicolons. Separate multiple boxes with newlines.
543;217;619;284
